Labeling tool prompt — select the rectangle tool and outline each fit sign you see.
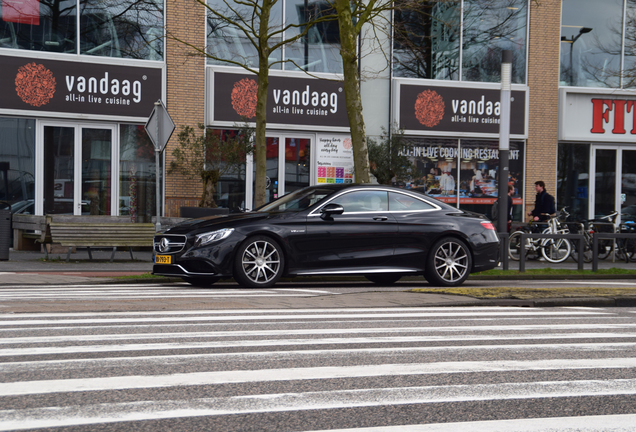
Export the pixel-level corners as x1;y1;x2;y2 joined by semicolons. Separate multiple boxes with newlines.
559;89;636;142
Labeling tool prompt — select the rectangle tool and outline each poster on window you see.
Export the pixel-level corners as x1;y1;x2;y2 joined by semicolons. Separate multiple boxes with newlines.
397;138;524;205
315;135;354;184
2;0;40;25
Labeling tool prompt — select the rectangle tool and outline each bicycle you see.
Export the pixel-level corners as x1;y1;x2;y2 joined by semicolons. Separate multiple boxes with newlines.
616;218;636;262
568;211;619;263
508;210;572;263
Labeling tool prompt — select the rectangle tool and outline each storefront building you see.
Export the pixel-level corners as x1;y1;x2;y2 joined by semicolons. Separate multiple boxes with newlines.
0;0;165;231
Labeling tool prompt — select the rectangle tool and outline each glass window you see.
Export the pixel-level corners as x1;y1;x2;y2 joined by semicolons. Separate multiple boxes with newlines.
458;139;524;218
80;0;164;60
393;0;460;79
0;0;77;53
462;0;527;83
119;124;159;222
389;191;435;211
284;0;342;73
557;142;589;221
335;190;388;213
560;0;622;88
206;0;283;69
0;118;35;211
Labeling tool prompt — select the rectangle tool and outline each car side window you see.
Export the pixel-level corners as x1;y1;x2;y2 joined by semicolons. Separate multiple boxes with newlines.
334;191;388;213
388;192;435;211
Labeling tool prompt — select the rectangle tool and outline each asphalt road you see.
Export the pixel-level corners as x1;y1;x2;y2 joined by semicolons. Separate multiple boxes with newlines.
1;284;636;431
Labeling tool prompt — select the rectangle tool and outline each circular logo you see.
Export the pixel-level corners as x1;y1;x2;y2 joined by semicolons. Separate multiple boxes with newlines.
15;63;56;107
414;89;445;128
159;237;170;253
343;138;352;150
231;78;258;118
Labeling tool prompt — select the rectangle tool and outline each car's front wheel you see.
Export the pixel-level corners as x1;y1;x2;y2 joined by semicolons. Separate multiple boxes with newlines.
424;237;472;287
234;236;285;288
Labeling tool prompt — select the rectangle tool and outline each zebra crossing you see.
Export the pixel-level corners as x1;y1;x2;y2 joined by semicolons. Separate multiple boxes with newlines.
1;306;636;431
0;283;338;300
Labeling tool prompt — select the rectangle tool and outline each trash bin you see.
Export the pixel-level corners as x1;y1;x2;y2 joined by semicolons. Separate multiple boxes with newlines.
0;206;10;261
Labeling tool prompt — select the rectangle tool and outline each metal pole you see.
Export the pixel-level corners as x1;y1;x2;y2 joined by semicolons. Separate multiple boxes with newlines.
154;101;162;232
498;50;512;235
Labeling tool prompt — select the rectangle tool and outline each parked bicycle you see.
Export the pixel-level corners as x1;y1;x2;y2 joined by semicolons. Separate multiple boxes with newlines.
508;209;572;263
569;211;619;263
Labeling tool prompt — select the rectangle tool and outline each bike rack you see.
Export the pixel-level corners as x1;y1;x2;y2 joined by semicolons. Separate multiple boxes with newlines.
592;233;636;272
519;233;585;272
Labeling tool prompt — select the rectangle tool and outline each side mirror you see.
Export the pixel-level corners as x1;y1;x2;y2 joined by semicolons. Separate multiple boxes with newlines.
320;203;344;220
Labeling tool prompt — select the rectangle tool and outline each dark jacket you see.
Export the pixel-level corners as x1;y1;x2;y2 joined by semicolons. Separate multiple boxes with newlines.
531;190;555;222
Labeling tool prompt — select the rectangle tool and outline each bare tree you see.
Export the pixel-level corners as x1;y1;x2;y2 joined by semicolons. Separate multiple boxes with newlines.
168;0;334;208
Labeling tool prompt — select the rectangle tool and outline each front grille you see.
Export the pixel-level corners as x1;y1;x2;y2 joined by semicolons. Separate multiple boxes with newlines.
154;234;187;254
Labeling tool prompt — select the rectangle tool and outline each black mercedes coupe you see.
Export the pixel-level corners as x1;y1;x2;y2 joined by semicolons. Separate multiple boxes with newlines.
153;184;499;288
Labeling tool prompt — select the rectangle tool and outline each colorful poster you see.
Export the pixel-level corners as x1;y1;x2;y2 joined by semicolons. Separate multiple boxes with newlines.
2;0;40;25
315;134;354;184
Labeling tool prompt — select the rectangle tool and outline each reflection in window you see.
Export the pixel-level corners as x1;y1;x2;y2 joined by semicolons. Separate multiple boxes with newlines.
462;0;527;83
285;0;342;73
206;0;341;73
119;124;159;222
560;0;622;88
0;0;163;59
0;0;77;53
393;0;460;79
206;0;283;69
557;142;589;221
80;0;163;60
0;118;35;209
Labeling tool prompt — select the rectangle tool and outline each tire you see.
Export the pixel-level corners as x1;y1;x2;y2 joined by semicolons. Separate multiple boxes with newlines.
184;277;220;287
233;236;285;288
424;237;472;287
508;231;539;261
365;274;402;285
597;240;612;260
541;237;572;263
570;241;593;263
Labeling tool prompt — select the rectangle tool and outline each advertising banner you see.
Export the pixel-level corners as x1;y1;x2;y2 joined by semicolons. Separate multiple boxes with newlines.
212;71;349;128
0;55;162;118
315;134;354;184
398;83;526;136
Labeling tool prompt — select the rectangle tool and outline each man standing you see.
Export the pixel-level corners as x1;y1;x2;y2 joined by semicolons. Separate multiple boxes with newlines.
527;180;555;222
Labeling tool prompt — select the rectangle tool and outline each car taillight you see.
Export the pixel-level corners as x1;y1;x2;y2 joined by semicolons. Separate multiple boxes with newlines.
481;221;496;230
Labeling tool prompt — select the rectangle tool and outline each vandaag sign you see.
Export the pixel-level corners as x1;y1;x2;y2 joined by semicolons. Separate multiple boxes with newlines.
0;55;162;118
398;83;526;136
211;71;349;128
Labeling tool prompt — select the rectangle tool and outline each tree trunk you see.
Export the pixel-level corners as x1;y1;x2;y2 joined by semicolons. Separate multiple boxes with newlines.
200;171;220;208
252;0;274;209
334;0;371;184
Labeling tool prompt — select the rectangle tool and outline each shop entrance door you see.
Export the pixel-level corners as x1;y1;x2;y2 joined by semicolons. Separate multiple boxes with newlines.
37;123;117;215
591;146;636;222
250;134;312;208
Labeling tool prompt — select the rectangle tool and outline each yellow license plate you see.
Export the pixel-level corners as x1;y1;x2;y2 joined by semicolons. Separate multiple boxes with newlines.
155;255;172;264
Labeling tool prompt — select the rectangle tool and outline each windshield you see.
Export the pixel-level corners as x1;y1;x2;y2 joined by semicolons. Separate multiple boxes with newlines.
257;187;336;213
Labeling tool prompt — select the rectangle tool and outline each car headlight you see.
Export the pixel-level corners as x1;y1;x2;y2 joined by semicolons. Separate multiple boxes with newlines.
195;228;234;247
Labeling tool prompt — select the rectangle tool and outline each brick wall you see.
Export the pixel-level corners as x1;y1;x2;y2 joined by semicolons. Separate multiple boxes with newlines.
526;0;561;218
165;0;206;217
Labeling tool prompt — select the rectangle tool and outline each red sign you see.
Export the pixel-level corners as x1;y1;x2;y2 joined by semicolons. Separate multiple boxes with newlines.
2;0;40;25
590;98;636;134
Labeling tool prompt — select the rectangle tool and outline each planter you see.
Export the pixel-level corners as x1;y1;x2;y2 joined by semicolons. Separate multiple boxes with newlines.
179;207;230;218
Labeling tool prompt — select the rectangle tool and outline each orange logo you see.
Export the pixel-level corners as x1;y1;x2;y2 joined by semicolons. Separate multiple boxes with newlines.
342;138;352;150
15;63;56;107
231;78;258;118
414;89;445;127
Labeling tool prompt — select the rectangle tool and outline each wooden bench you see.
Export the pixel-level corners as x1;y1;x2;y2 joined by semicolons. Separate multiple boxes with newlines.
12;214;50;255
48;216;156;262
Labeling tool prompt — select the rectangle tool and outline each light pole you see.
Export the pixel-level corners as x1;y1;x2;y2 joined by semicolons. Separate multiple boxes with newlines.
561;27;592;86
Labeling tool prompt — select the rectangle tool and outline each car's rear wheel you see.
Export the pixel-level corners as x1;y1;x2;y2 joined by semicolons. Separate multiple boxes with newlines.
234;236;285;288
424;237;472;287
184;277;220;287
365;274;402;285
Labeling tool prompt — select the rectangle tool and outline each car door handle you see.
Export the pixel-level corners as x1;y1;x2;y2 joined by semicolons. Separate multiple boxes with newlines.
373;216;388;221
